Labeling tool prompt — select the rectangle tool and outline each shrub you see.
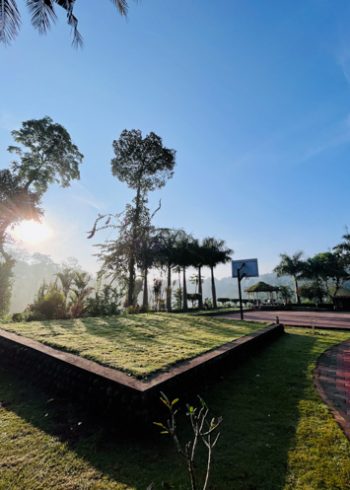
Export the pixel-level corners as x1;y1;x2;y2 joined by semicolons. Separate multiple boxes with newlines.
153;393;222;490
12;312;26;322
86;284;121;317
28;286;66;320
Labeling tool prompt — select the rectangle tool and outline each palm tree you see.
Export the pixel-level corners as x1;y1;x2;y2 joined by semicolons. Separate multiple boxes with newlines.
56;267;75;310
69;271;93;318
0;0;129;46
137;227;160;311
202;237;232;309
274;252;305;304
156;228;182;312
173;233;196;312
189;240;206;309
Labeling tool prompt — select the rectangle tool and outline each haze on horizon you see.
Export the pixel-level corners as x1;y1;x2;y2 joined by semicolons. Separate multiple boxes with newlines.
2;0;350;277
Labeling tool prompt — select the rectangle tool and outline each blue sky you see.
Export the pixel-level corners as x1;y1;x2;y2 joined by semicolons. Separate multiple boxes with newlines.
1;0;350;276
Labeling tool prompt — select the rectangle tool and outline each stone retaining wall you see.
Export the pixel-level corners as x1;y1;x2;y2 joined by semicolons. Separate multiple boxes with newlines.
0;324;284;426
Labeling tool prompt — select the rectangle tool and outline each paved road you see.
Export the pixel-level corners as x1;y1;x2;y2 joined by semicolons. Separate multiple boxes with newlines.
221;310;350;330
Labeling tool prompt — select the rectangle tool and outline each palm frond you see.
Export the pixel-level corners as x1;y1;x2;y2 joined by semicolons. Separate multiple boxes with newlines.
27;0;56;34
110;0;128;16
67;9;82;48
53;0;82;47
0;0;21;44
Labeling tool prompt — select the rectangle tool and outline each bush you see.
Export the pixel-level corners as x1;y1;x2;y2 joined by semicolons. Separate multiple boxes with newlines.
86;284;121;317
12;312;26;322
126;305;140;315
28;287;66;320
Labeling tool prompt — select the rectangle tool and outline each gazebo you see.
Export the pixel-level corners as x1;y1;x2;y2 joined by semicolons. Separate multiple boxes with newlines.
333;288;350;310
245;281;279;305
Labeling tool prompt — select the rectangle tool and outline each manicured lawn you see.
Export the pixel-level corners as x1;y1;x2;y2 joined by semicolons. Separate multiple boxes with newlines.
0;327;350;489
0;313;262;377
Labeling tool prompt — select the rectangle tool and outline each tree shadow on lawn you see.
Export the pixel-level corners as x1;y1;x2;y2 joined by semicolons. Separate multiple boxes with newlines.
0;331;319;489
75;315;262;353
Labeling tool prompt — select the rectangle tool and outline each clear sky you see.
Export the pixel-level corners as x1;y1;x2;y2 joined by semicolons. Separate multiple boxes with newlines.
1;0;350;277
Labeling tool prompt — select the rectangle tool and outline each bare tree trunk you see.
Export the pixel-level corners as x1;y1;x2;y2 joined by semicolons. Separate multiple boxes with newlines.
294;276;300;304
142;267;148;310
183;267;188;311
127;187;142;306
198;266;203;309
210;266;217;309
127;255;136;306
166;264;172;312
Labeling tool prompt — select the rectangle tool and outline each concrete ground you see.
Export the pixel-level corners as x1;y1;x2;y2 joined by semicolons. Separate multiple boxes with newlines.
221;309;350;330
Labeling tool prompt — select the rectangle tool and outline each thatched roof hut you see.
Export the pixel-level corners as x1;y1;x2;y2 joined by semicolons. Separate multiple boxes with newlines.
333;287;350;310
245;281;279;293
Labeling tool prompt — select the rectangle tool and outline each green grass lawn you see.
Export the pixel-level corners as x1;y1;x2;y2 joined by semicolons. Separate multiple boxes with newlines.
0;313;262;378
0;327;350;489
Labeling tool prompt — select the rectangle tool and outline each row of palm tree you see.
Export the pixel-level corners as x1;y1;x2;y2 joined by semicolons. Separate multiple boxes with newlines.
137;229;233;312
274;232;350;304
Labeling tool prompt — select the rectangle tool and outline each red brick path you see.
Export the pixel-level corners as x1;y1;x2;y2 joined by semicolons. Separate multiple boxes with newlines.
315;341;350;440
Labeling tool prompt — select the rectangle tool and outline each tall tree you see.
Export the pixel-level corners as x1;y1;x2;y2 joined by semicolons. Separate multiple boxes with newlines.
9;117;83;196
111;129;175;306
0;0;129;46
274;252;305;304
202;237;232;309
0;117;83;316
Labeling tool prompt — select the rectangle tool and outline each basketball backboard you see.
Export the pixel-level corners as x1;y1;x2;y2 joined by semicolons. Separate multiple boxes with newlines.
232;258;259;278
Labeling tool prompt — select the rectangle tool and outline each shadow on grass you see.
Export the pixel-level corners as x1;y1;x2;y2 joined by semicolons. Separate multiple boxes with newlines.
0;331;317;489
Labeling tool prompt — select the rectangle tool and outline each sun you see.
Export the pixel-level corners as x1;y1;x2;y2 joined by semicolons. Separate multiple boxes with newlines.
11;220;52;245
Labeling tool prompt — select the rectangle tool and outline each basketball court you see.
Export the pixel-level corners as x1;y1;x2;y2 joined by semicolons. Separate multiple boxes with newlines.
222;310;350;330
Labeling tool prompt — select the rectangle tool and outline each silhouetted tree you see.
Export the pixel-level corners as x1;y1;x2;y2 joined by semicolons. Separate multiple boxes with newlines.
0;169;42;257
111;129;175;306
0;117;82;316
202;237;232;309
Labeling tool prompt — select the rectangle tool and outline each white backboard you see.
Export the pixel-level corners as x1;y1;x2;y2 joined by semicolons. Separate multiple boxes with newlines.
232;259;259;278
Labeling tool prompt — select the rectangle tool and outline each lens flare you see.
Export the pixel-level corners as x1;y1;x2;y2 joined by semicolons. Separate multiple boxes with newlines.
11;221;52;245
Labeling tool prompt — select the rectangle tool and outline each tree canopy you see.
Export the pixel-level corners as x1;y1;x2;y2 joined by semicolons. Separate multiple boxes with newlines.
111;129;176;194
9;116;83;196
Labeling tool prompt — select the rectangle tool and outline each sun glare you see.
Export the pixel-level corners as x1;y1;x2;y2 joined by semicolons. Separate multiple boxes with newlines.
11;221;52;245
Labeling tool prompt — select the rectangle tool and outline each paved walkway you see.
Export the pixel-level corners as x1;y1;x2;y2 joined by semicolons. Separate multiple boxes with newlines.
222;310;350;330
315;340;350;440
